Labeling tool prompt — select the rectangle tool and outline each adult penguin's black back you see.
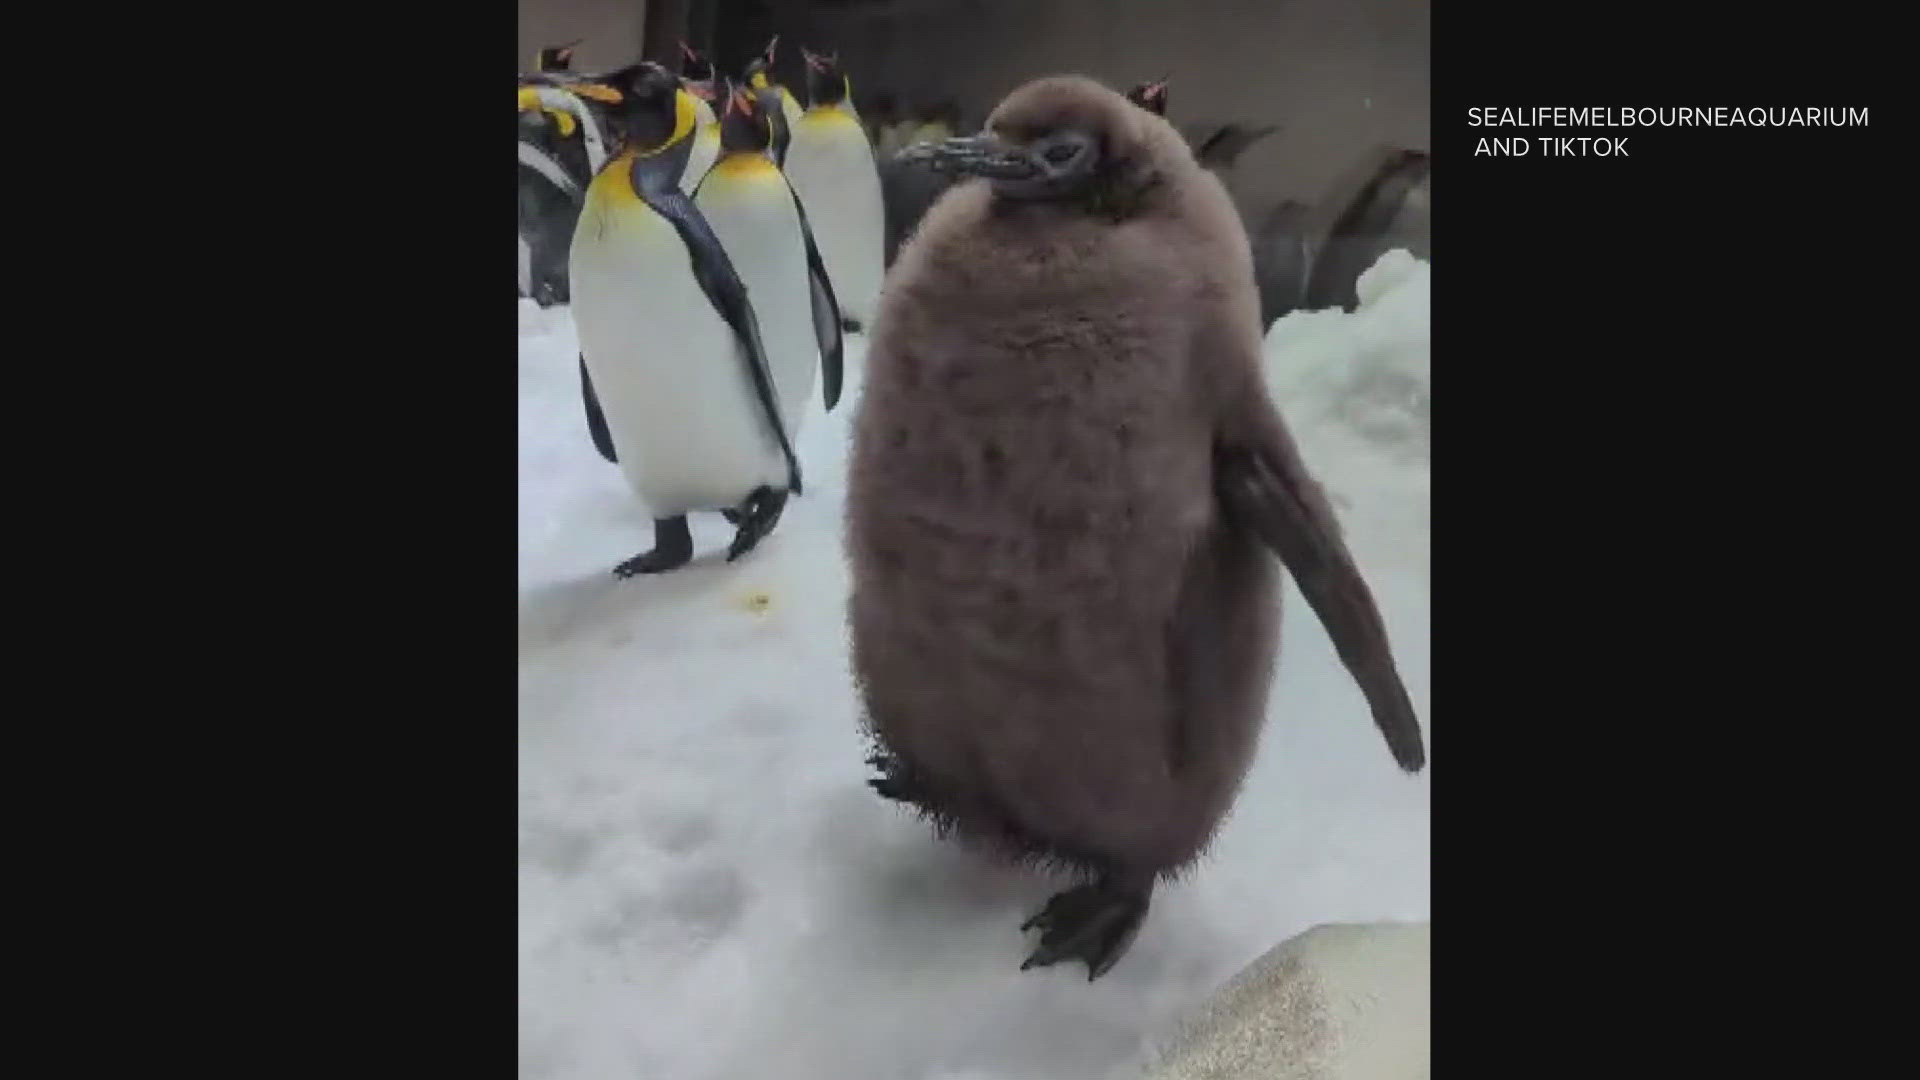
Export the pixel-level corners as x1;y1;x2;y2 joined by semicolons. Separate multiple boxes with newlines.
1305;147;1432;311
848;75;1424;981
678;41;714;83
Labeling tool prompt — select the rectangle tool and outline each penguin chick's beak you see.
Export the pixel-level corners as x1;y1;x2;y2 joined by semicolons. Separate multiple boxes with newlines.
896;134;1039;181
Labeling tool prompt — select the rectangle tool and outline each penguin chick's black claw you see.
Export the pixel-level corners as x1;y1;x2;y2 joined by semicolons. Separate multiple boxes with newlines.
1020;879;1151;980
614;516;695;578
725;487;789;562
868;775;915;802
866;748;928;804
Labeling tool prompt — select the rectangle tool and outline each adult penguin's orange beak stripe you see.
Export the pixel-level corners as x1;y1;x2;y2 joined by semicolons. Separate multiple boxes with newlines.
570;81;624;104
896;134;1039;181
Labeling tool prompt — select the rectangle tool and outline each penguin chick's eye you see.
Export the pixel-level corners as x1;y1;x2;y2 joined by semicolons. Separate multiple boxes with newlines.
1030;132;1098;176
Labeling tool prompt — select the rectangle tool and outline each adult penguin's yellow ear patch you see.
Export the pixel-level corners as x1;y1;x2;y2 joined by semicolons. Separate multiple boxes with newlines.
517;89;578;135
571;82;624;104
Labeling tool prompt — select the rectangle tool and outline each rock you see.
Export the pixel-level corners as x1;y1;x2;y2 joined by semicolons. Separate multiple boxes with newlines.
1137;922;1430;1080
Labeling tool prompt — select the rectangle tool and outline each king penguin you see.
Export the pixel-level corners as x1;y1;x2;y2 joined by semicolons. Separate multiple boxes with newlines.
567;62;803;576
783;48;886;333
518;52;632;305
742;36;806;133
518;69;610;306
677;42;723;196
518;75;615;179
695;82;844;474
851;75;1425;979
517;100;584;306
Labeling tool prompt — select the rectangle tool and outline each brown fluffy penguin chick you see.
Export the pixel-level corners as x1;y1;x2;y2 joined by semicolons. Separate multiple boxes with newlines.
846;75;1425;981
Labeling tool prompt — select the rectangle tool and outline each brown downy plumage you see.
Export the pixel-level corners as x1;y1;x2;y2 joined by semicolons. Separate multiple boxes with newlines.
847;74;1424;981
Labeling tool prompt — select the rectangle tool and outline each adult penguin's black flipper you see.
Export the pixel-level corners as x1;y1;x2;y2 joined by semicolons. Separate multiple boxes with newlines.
579;355;617;463
1195;124;1280;171
645;187;804;495
787;183;845;411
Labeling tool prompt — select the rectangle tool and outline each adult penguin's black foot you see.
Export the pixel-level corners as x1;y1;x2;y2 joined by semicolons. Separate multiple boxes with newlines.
613;516;693;577
725;487;788;562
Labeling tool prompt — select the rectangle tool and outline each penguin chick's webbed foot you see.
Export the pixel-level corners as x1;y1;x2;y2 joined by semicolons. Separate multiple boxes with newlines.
725;487;789;562
1021;875;1152;980
614;516;694;578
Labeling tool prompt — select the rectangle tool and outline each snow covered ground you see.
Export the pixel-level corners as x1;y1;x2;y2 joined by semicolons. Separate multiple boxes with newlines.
518;251;1431;1080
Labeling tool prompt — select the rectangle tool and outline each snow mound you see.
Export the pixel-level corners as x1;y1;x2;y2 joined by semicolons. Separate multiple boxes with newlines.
1138;921;1431;1080
1354;247;1424;309
1261;249;1430;573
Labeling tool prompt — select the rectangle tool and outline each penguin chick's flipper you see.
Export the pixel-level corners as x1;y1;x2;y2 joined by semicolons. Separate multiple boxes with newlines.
643;184;804;495
725;486;789;562
1021;876;1153;981
785;182;846;411
1215;443;1426;771
614;516;694;578
579;355;617;464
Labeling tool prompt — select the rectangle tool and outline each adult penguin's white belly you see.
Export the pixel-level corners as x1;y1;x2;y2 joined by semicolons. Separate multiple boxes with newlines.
786;106;885;326
776;87;805;134
568;177;788;517
696;157;818;433
682;98;721;195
